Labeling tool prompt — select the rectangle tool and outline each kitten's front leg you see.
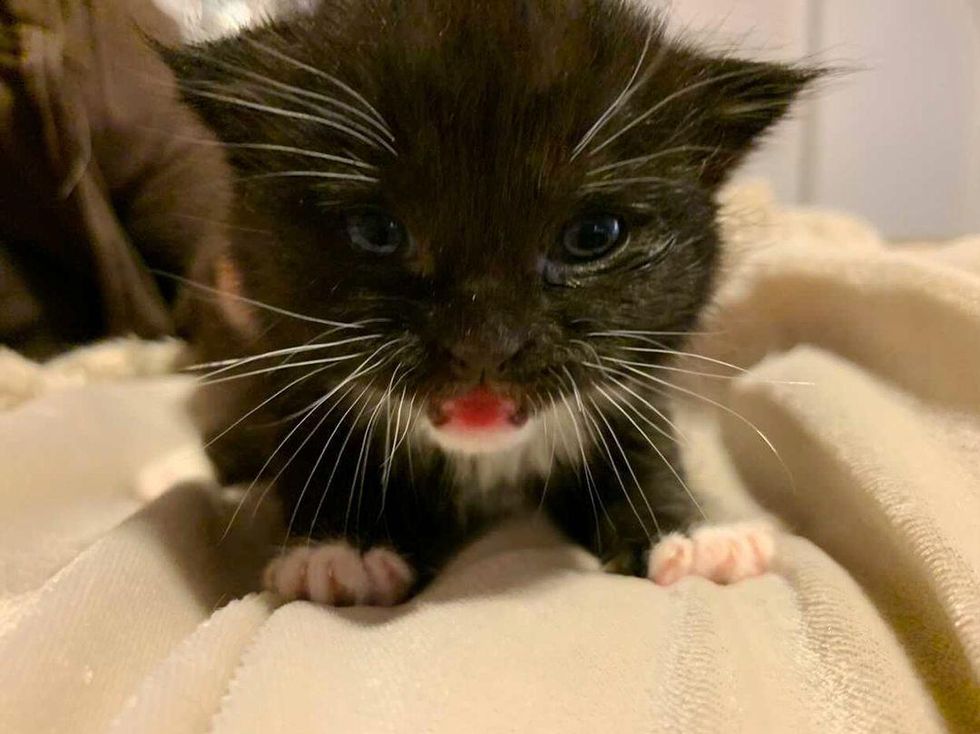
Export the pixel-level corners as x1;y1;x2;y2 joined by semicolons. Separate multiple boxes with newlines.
263;458;474;606
263;540;417;606
577;504;776;587
547;443;775;586
646;520;775;586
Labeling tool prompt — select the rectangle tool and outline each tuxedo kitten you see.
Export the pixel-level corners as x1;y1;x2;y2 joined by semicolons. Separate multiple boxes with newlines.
166;0;816;605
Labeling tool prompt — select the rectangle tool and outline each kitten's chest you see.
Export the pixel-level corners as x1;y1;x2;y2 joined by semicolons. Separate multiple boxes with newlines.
447;442;555;517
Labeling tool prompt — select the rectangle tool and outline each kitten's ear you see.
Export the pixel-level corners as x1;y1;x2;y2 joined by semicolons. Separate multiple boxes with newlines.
684;56;822;187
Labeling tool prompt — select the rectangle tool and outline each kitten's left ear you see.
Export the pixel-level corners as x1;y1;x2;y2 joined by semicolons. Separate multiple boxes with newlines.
685;56;823;187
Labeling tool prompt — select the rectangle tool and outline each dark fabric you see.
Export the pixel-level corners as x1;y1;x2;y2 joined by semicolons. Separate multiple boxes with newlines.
0;0;230;358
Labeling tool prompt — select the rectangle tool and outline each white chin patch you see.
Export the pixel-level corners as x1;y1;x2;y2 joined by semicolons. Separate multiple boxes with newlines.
420;415;538;456
414;403;579;501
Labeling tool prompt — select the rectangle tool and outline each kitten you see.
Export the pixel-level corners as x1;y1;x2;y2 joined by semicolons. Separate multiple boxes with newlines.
165;0;816;606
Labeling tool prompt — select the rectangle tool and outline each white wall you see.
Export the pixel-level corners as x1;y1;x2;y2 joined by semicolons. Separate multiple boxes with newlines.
665;0;980;240
664;0;814;204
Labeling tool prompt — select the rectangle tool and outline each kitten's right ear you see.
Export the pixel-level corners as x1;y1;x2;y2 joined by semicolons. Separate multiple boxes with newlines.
679;54;825;187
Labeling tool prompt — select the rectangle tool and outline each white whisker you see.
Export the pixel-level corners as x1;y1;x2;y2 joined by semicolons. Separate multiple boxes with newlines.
588;395;664;536
586;145;721;177
571;28;657;160
351;393;390;532
222;382;356;540
536;397;559;513
587;329;717;338
179;87;397;155
204;365;330;451
602;358;797;493
614;348;749;373
590;67;765;156
592;386;705;522
218;143;374;170
231;80;395;152
158;134;375;170
379;385;408;509
290;384;373;544
197;55;395;142
583;362;686;444
557;392;604;547
380;388;396;493
606;354;814;387
321;392;374;539
204;337;404;451
368;364;408;516
248;341;407;523
152;269;374;329
190;333;382;376
295;341;412;541
247;39;395;141
581;175;679;191
387;392;416;460
198;352;367;386
552;374;613;532
580;400;653;540
561;364;588;413
224;337;409;537
242;170;379;184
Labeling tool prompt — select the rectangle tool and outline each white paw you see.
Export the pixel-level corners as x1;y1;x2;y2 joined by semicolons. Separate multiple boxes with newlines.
648;521;775;586
263;542;416;606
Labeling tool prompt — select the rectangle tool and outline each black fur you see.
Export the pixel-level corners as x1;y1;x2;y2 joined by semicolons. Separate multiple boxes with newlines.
165;0;815;595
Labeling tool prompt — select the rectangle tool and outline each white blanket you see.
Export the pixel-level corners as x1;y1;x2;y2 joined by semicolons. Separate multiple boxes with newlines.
1;185;978;733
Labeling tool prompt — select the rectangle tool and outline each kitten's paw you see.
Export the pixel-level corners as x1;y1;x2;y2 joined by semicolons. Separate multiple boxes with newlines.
263;542;416;606
648;521;775;586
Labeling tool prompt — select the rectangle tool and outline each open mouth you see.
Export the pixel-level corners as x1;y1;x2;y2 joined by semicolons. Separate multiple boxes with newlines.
429;387;528;433
424;386;534;455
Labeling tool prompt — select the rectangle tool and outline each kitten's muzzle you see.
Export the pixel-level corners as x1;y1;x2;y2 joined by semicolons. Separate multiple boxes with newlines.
443;334;530;383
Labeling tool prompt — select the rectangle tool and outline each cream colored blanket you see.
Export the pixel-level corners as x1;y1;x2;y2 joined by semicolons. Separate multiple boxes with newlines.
1;186;978;733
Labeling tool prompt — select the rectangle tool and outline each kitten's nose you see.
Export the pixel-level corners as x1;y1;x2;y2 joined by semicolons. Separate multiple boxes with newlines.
445;337;527;380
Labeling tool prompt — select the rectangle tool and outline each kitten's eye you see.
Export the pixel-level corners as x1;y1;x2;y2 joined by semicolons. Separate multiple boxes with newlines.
559;214;627;262
346;210;408;255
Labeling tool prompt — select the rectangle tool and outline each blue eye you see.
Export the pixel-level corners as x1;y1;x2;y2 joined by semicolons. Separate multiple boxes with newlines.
560;214;627;261
346;210;408;255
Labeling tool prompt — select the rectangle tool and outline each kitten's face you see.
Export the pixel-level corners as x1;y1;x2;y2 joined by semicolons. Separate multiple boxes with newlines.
170;0;812;458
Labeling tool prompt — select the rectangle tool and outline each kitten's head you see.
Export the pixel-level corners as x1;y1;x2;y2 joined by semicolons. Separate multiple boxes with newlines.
168;0;816;460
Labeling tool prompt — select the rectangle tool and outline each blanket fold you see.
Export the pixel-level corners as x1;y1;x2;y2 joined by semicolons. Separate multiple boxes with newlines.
1;186;978;733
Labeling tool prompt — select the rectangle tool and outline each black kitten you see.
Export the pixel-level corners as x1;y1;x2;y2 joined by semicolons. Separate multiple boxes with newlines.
166;0;815;605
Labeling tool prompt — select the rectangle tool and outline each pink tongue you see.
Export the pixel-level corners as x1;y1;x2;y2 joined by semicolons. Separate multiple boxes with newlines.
442;388;516;429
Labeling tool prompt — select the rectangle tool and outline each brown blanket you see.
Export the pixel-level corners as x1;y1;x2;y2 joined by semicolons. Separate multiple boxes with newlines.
0;0;229;357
